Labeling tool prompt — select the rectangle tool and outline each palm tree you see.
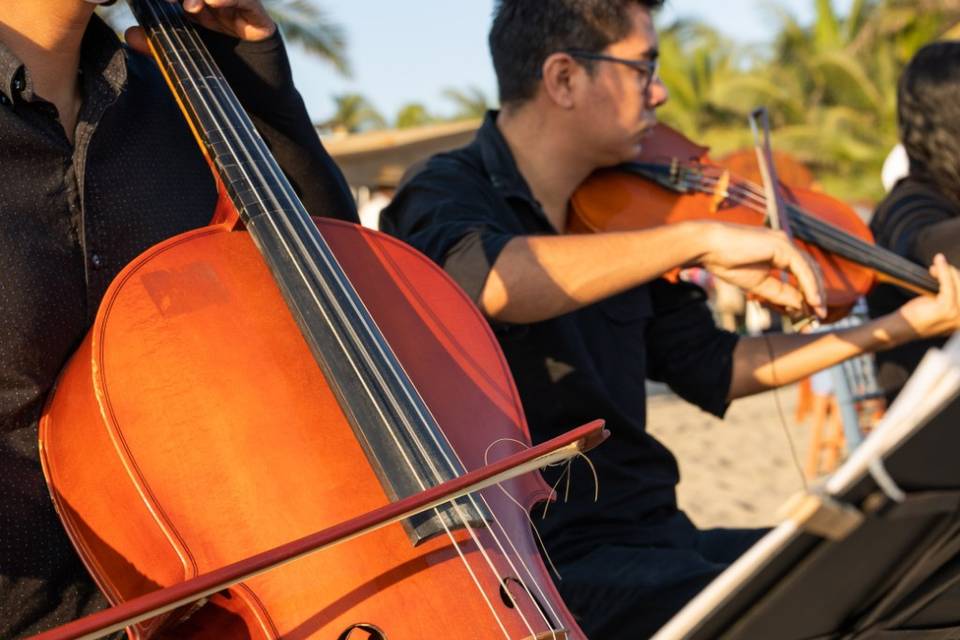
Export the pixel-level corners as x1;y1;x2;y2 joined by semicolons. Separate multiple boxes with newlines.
395;103;434;129
98;0;350;75
319;93;385;134
759;0;960;201
656;1;960;203
654;20;761;155
442;86;491;120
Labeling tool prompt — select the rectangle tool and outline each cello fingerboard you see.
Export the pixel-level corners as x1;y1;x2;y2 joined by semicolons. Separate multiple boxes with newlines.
128;0;489;543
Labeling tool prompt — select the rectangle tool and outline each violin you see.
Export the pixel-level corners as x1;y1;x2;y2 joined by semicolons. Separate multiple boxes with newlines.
570;123;939;322
35;2;603;638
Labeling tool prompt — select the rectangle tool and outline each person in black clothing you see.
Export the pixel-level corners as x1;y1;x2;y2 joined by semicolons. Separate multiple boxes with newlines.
0;0;356;636
381;1;960;637
869;41;960;403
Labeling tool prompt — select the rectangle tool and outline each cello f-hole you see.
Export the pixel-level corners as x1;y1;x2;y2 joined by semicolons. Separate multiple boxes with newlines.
501;576;561;631
337;622;387;640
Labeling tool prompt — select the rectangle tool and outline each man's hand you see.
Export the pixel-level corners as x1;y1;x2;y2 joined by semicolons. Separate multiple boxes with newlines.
696;223;826;319
125;0;277;55
896;253;960;339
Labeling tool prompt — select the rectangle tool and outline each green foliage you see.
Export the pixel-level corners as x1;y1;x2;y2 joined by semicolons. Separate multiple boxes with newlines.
395;103;434;129
319;93;385;134
442;86;491;120
656;1;960;204
265;0;350;75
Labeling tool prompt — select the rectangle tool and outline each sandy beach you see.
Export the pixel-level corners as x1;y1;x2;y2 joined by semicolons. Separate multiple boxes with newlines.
647;383;814;530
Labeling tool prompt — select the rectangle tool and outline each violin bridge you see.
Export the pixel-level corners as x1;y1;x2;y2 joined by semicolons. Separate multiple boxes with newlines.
710;169;731;214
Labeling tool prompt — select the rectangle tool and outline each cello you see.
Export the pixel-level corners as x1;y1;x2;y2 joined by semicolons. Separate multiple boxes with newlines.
37;1;603;637
570;123;940;322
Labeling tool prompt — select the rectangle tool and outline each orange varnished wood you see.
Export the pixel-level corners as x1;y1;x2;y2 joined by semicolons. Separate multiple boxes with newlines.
716;149;816;190
570;124;878;322
40;219;583;639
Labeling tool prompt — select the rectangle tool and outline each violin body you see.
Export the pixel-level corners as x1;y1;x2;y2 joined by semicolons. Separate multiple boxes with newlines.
570;124;937;321
570;162;875;321
40;218;581;639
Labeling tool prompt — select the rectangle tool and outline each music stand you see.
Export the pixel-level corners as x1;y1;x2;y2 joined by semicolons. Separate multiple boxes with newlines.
654;336;960;640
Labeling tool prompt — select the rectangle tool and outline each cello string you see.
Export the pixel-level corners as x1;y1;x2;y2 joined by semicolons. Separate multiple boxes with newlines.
141;6;521;638
162;13;564;637
143;8;528;640
159;9;568;634
147;3;557;636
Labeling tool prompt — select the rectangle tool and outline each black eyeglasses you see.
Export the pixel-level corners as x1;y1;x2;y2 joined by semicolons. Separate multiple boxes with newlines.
564;49;660;94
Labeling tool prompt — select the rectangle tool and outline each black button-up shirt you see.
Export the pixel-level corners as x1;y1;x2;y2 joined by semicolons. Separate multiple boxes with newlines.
868;176;960;401
0;16;356;637
381;112;739;565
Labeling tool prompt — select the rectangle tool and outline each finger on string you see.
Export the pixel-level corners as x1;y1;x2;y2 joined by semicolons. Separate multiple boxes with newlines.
752;275;804;313
935;254;959;309
784;246;826;318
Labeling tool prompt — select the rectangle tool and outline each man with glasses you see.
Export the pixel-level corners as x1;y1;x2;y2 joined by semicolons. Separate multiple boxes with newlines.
381;1;960;637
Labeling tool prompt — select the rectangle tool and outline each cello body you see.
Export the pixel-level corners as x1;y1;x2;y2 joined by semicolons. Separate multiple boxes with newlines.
40;218;582;639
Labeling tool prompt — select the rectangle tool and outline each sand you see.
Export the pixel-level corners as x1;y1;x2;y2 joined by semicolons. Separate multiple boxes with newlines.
646;383;813;530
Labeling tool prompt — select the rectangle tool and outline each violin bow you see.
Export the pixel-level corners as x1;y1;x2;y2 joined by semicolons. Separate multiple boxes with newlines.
749;107;793;240
749;106;821;330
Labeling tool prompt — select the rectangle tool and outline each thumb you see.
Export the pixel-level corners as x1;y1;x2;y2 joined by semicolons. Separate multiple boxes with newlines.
124;26;151;56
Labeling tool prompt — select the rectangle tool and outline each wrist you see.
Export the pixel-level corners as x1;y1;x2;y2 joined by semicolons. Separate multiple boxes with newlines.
684;221;720;266
874;312;917;350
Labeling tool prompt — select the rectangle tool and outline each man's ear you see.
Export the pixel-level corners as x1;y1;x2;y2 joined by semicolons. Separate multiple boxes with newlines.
541;52;579;109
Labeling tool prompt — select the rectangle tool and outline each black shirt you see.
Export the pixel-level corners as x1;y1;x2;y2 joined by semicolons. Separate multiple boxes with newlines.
381;112;739;565
0;16;356;637
867;177;960;402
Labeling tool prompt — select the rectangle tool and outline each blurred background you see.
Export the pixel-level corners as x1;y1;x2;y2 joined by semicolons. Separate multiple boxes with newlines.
102;0;960;205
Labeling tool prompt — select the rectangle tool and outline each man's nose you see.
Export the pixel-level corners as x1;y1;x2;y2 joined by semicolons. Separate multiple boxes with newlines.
646;77;668;108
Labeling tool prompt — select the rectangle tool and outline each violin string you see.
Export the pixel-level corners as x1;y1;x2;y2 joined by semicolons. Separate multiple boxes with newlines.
147;3;558;636
688;170;935;286
687;170;935;287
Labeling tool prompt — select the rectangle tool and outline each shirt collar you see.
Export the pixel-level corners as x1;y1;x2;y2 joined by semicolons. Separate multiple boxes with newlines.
0;13;127;105
80;14;128;99
0;40;24;104
476;110;540;205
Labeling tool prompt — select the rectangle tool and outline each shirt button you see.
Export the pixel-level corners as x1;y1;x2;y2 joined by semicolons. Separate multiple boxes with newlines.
91;254;104;270
0;95;7;106
12;77;24;93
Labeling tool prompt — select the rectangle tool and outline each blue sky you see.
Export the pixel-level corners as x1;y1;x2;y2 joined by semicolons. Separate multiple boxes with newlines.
288;0;855;123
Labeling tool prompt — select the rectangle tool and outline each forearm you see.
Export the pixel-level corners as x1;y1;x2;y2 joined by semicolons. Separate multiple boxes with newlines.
480;222;707;323
729;313;919;399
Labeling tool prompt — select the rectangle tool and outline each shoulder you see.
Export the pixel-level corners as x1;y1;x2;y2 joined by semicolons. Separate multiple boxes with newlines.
871;178;958;247
382;141;500;231
405;142;491;195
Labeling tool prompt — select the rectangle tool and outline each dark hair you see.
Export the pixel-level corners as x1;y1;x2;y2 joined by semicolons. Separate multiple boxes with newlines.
489;0;665;105
898;41;960;203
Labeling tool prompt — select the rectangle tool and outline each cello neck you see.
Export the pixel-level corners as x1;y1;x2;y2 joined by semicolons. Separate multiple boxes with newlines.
128;0;486;540
130;0;301;228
